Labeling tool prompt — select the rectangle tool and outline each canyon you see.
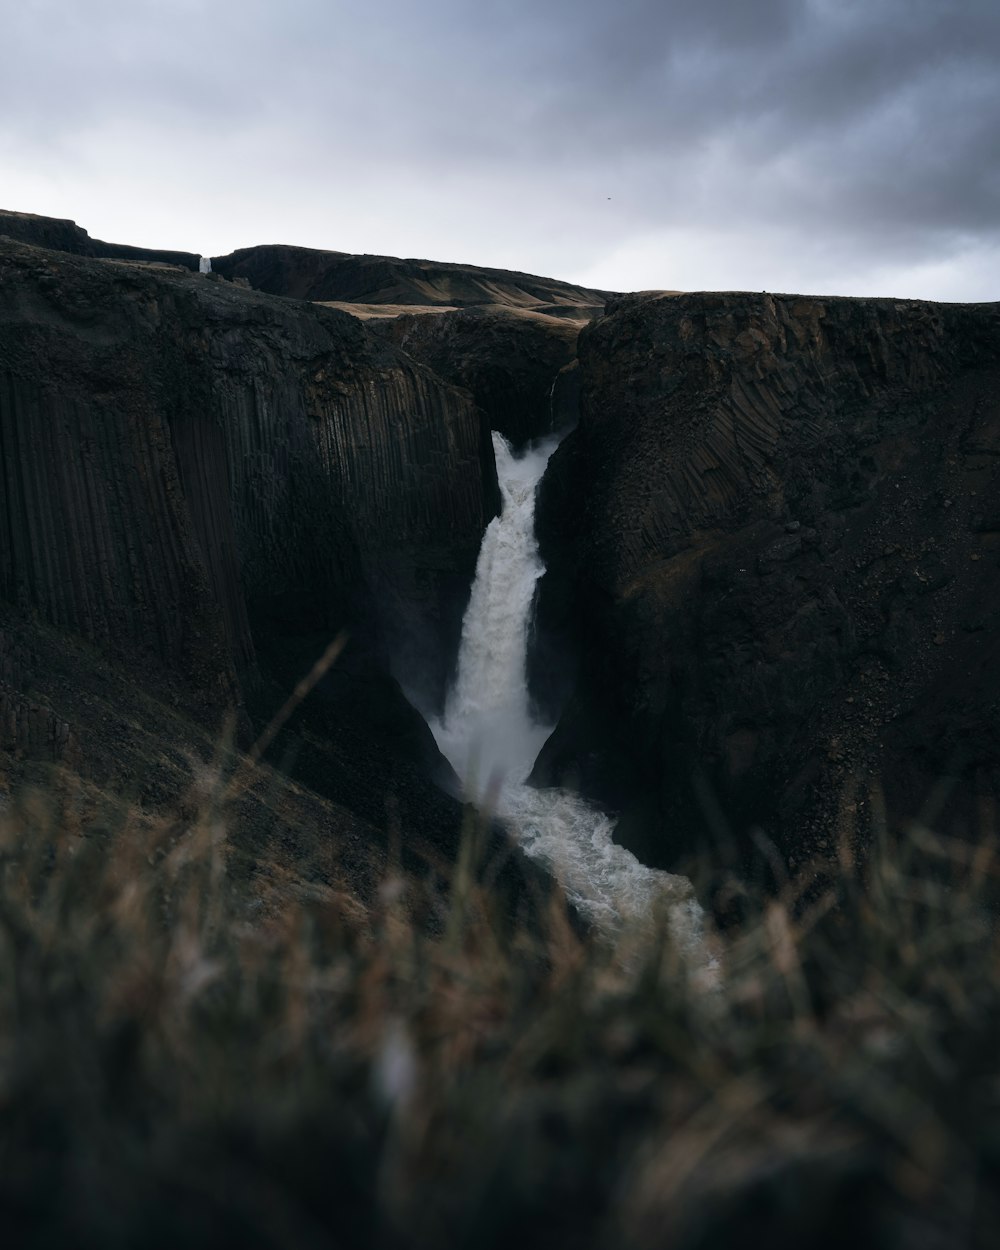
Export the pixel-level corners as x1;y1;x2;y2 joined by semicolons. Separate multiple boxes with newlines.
2;210;999;916
0;214;526;903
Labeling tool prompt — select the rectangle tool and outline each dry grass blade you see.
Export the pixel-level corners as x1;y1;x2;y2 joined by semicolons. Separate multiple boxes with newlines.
0;762;998;1249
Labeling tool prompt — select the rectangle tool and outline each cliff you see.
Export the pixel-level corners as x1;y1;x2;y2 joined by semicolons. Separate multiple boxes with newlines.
0;234;501;876
211;243;608;447
533;290;1000;875
0;627;79;766
374;307;583;448
0;208;200;270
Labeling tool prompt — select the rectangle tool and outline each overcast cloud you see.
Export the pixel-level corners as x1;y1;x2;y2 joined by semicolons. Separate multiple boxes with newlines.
2;0;997;298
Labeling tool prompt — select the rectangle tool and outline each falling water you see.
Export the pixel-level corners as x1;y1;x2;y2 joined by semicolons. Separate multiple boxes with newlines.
432;432;705;952
199;256;212;274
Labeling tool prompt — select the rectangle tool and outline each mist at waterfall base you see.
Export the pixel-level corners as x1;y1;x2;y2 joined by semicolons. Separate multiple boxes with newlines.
430;432;704;951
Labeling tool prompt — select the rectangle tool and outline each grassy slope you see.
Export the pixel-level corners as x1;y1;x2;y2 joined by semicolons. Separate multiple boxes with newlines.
1;755;999;1248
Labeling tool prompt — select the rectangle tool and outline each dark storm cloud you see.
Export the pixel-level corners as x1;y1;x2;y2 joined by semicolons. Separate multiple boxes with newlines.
498;0;1000;238
3;0;998;294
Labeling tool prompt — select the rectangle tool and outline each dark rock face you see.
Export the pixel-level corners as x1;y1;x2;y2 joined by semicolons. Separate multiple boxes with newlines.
211;243;609;315
0;235;497;862
374;308;583;448
0;629;79;766
0;208;200;270
532;291;1000;872
213;242;607;449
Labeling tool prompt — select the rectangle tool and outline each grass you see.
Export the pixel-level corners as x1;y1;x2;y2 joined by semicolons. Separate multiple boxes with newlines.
1;760;999;1249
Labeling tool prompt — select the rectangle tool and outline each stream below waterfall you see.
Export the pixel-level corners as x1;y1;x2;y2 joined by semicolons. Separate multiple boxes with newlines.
431;432;705;952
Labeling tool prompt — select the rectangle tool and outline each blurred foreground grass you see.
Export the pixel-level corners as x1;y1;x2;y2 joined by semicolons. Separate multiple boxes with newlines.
1;762;999;1250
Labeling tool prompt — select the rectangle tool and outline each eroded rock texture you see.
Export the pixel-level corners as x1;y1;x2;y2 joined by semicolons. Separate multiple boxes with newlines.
0;630;78;765
212;243;607;448
375;308;583;448
533;291;1000;873
0;235;498;867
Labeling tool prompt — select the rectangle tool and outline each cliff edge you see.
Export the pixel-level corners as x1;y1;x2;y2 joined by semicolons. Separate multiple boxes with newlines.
533;290;1000;876
0;233;502;883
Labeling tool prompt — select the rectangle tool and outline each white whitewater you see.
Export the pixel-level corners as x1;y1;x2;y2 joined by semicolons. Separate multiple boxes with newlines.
432;432;705;953
199;256;212;274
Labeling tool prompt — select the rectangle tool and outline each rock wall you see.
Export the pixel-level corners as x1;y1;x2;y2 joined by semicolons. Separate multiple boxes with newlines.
0;237;493;692
533;290;1000;874
0;630;78;765
212;242;607;451
0;236;501;856
375;307;582;448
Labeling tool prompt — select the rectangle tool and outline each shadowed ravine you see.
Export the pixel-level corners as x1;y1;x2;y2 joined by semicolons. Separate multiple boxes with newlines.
431;432;704;948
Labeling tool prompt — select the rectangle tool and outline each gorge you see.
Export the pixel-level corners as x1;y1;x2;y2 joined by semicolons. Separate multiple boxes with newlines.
431;431;700;943
3;209;1000;926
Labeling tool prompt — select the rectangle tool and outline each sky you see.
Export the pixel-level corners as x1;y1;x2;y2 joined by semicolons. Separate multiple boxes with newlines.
3;0;998;300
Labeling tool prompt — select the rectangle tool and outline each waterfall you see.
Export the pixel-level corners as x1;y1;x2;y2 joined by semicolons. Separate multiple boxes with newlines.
199;256;212;274
432;432;706;954
433;433;557;789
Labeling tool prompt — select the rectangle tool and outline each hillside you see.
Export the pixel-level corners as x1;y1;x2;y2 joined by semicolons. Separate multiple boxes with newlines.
210;242;610;319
